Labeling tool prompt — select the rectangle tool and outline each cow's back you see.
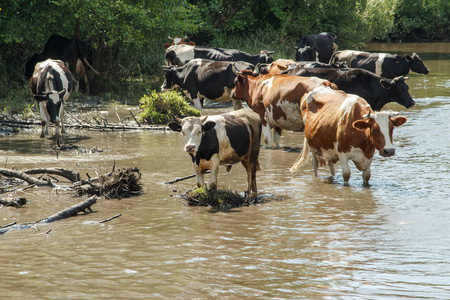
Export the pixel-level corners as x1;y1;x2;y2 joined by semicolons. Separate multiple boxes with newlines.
302;87;371;157
210;109;261;164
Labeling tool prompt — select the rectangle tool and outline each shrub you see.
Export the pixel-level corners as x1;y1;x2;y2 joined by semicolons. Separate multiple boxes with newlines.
138;90;200;125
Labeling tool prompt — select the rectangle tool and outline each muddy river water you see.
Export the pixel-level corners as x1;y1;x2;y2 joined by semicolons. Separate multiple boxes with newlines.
1;43;449;299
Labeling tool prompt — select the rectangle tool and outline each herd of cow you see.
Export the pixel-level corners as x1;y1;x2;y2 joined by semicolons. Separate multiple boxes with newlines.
24;33;429;197
163;32;428;196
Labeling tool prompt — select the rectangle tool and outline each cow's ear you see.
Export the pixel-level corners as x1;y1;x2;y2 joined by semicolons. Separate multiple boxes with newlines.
391;116;407;127
352;119;371;131
380;78;394;89
168;121;182;132
202;121;216;131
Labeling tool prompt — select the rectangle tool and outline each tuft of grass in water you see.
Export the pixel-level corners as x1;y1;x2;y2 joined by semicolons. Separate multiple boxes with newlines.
182;187;282;209
138;90;200;124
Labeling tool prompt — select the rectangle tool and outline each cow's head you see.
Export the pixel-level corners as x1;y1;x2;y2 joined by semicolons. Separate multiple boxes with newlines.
161;66;180;91
259;50;274;64
295;46;318;62
168;116;215;155
231;69;258;101
380;76;415;109
353;112;407;157
405;53;429;75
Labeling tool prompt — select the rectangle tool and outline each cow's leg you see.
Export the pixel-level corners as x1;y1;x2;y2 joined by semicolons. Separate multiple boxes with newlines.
232;99;243;110
338;153;351;184
194;168;205;188
312;153;319;177
84;73;90;95
208;156;220;190
262;124;272;147
192;96;202;112
273;127;282;148
328;161;335;176
241;158;258;198
39;101;49;137
362;165;371;186
60;104;66;134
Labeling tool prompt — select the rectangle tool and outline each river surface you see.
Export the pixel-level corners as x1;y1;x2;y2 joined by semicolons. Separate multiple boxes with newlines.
1;43;449;299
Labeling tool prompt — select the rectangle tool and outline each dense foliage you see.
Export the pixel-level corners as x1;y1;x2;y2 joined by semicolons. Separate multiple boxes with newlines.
0;0;448;110
138;90;200;124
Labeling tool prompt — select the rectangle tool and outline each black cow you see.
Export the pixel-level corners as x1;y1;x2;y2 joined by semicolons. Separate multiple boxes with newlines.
25;35;99;94
161;59;254;111
282;67;414;111
165;44;273;66
295;32;338;63
168;109;262;197
30;59;73;141
330;50;429;79
296;61;348;69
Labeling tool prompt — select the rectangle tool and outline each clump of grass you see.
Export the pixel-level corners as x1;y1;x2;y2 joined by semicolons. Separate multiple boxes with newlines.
182;187;281;209
138;90;200;124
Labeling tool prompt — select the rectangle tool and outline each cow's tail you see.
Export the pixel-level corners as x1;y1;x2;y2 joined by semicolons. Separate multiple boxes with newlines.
76;40;101;76
289;137;310;173
83;57;101;76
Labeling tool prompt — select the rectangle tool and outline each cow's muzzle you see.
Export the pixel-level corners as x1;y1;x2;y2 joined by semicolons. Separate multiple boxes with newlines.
185;145;196;153
380;148;395;157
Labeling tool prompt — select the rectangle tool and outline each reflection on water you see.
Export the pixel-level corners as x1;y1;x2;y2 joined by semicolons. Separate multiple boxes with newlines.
1;43;449;299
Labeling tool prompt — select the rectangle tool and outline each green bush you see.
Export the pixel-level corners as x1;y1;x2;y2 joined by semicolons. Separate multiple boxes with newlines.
138;90;200;125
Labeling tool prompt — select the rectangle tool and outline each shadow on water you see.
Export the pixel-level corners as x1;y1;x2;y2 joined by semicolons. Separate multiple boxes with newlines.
0;134;92;154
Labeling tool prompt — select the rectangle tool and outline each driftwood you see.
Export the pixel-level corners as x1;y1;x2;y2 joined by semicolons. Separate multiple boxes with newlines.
23;168;81;183
99;214;122;223
164;171;211;184
0;168;55;187
0;117;165;132
0;196;97;234
0;197;27;207
73;167;142;198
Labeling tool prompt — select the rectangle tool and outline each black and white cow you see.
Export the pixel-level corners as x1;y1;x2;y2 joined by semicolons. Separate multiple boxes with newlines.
168;109;262;197
165;44;273;66
25;35;99;94
329;50;429;79
30;59;73;141
161;59;254;111
295;32;338;63
282;67;415;111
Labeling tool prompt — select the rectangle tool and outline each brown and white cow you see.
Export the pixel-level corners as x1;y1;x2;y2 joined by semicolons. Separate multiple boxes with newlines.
290;86;407;185
163;35;195;49
30;59;73;141
231;70;337;148
168;109;262;197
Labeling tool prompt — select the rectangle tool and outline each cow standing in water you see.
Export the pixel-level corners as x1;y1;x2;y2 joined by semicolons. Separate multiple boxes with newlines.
290;86;407;185
30;59;73;141
330;50;429;78
168;109;262;197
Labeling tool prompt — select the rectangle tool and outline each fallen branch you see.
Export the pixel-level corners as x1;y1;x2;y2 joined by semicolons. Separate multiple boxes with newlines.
0;168;54;186
164;171;211;184
0;118;166;131
99;214;122;223
38;196;97;223
128;109;141;127
23;168;81;183
0;196;97;234
0;197;27;207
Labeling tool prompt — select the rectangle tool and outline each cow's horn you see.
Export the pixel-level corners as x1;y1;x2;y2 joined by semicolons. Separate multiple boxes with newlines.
201;116;208;123
184;33;188;39
168;36;173;40
232;64;242;75
404;76;410;80
253;64;261;76
365;112;372;119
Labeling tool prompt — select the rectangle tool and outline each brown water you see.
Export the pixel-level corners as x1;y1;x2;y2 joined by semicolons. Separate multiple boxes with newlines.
1;43;449;299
